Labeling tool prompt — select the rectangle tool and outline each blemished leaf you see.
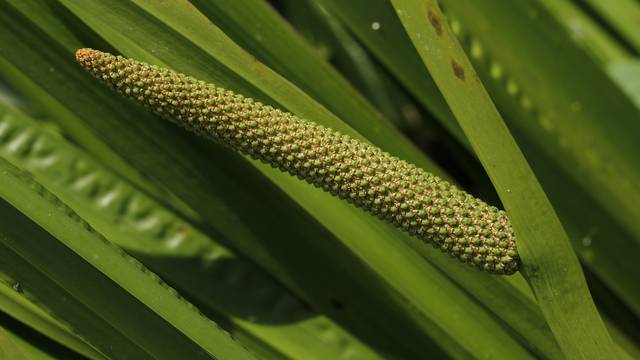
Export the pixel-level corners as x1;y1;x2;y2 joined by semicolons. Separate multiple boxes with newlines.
320;0;640;330
438;0;640;243
390;0;621;358
439;0;640;318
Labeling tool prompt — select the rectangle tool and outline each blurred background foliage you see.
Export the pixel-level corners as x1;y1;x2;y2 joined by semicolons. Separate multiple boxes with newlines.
0;0;639;359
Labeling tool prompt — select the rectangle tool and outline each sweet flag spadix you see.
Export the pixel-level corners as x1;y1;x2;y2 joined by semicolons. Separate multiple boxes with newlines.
76;48;519;275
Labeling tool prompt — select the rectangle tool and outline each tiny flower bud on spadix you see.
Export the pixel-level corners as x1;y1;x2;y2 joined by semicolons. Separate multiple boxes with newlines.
76;48;519;275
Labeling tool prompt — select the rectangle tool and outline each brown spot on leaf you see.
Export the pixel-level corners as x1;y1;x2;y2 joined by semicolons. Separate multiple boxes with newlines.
452;59;465;80
428;9;443;36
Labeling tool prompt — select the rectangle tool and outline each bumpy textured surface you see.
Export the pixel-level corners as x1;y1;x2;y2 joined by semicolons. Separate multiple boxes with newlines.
76;48;519;275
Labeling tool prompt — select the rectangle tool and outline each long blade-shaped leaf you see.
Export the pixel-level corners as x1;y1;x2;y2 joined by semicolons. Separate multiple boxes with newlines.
438;0;640;317
537;0;628;65
190;0;432;165
0;159;255;360
321;0;640;335
0;281;104;360
437;0;640;243
0;324;30;360
0;1;179;212
0;100;382;360
316;0;467;148
0;303;89;360
390;0;619;358
580;0;640;54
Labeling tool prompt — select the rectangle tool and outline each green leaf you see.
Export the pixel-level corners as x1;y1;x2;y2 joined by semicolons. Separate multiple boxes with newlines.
284;0;411;128
322;0;640;330
311;5;640;317
0;1;178;212
0;303;88;360
439;0;640;317
0;324;31;360
580;0;640;54
0;281;104;360
0;100;382;360
439;0;640;244
0;159;256;360
315;0;467;148
190;0;433;167
608;59;640;109
537;0;628;64
390;0;619;358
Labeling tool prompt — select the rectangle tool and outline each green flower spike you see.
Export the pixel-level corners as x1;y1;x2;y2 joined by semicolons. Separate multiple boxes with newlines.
76;48;519;275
